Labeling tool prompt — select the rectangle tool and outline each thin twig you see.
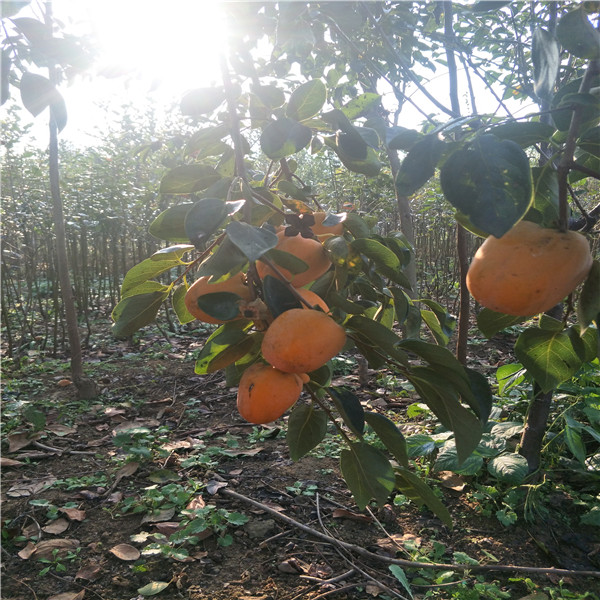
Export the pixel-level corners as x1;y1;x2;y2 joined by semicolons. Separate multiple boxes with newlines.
220;486;600;579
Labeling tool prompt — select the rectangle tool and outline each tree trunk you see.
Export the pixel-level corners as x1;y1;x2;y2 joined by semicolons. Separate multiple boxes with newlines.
45;3;96;399
519;387;553;473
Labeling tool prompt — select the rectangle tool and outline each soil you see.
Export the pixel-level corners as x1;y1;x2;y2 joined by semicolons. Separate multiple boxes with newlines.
2;324;599;600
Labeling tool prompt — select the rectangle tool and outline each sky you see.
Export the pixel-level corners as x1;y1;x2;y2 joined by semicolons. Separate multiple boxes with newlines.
7;0;229;146
6;1;536;148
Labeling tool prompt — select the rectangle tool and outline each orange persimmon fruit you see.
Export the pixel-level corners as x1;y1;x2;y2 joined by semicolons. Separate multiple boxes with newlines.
466;220;593;316
311;212;344;236
236;363;305;424
261;308;346;374
257;231;331;288
184;273;253;324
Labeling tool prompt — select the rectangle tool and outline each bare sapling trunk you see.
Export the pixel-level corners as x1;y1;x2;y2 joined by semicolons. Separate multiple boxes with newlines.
45;4;96;399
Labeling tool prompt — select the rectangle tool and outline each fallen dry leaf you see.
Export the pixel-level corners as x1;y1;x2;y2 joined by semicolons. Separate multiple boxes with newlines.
6;477;57;498
7;431;43;453
437;470;466;492
0;457;24;467
186;495;206;511
47;423;77;436
47;592;84;600
42;518;70;534
141;507;176;524
56;379;73;387
154;522;181;536
75;563;103;581
332;508;373;523
60;507;86;522
17;541;37;560
27;538;80;560
109;543;141;561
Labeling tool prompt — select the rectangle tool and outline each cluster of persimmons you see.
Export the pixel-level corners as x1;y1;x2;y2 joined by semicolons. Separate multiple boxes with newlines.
184;212;347;425
184;212;593;425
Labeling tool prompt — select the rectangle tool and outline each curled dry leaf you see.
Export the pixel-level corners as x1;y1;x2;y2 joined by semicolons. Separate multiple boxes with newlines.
7;431;43;453
109;543;141;561
57;379;73;387
332;508;374;523
47;592;85;600
42;518;70;534
60;507;86;521
47;423;77;436
17;541;37;560
30;538;81;560
0;457;24;467
75;563;103;581
437;470;466;492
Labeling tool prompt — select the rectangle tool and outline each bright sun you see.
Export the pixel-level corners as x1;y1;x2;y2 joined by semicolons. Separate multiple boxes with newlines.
86;1;228;91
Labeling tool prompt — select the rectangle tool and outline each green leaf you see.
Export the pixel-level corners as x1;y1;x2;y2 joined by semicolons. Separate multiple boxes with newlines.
340;92;381;120
205;335;259;374
260;117;312;160
556;7;600;59
577;127;600;158
120;281;169;301
485;121;556;148
324;134;382;177
434;443;484;476
580;506;600;527
464;367;493;424
137;581;170;596
151;244;193;261
23;405;46;430
577;260;600;328
184;198;228;245
564;425;587;464
159;165;221;194
180;87;226;116
440;135;533;238
551;75;600;131
395;467;453;527
346;315;409;366
287;405;328;461
121;257;183;297
184;124;229;156
172;283;194;324
514;326;587;393
351;238;400;269
149;203;193;242
487;453;529;484
112;291;169;339
286;79;326;121
195;291;244;321
328;386;365;436
340;443;396;509
364;411;408;467
197;236;248;280
262;274;302;318
389;565;414;599
476;308;527;339
387;127;423;151
395;135;445;196
194;322;253;374
532;28;560;100
407;367;482;464
226;221;278;262
19;72;66;131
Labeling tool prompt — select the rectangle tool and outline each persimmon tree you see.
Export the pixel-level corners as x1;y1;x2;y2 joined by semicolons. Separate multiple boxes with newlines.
112;1;598;511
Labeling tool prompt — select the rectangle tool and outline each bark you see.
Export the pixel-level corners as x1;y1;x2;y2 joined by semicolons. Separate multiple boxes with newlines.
45;3;96;399
519;388;553;473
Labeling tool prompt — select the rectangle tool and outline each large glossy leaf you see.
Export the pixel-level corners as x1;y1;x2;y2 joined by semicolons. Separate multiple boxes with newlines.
151;245;194;261
195;291;244;321
159;165;221;194
19;72;67;131
346;315;409;366
476;308;527;339
260;117;312;160
204;335;259;374
487;453;529;484
532;27;560;100
556;7;600;59
340;443;396;509
121;256;184;297
485;121;556;148
194;321;252;374
180;87;226;116
287;405;328;461
226;221;278;262
196;237;248;280
440;135;533;238
514;326;588;393
149;203;193;242
407;367;482;464
172;283;194;325
364;412;408;467
286;79;326;121
395;467;452;527
577;260;600;329
395;135;445;196
112;291;169;339
323;134;382;177
184;198;228;245
328;386;365;436
262;274;302;318
340;92;381;120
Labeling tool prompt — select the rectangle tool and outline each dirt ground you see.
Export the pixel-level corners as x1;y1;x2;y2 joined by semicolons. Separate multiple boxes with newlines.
2;328;600;600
